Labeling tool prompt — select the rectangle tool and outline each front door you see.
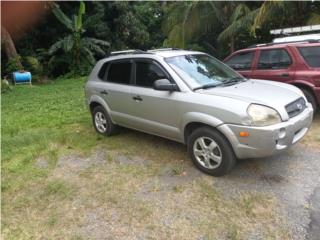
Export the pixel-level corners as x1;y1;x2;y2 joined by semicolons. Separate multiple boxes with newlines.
224;51;255;78
128;59;182;141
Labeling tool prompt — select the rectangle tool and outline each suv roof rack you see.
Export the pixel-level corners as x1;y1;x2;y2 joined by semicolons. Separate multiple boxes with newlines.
247;39;320;48
109;49;150;56
147;48;180;52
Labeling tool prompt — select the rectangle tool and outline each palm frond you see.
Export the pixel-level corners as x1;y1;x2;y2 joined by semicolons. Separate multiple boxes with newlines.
307;13;320;25
83;41;106;56
230;3;251;23
167;25;184;48
218;8;259;42
49;39;65;55
63;35;74;52
52;3;74;31
164;1;221;47
82;47;96;65
84;37;110;47
252;1;285;30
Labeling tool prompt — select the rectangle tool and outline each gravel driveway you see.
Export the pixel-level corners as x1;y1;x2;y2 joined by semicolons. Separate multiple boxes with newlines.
213;144;320;240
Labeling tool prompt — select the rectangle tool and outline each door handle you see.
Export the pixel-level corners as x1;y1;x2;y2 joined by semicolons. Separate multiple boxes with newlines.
132;95;143;102
100;90;108;95
280;73;289;77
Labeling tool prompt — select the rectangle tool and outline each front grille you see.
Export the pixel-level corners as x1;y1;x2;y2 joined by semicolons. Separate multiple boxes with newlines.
285;97;306;118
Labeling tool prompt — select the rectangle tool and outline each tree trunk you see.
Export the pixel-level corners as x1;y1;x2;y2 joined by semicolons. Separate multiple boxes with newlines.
1;26;22;67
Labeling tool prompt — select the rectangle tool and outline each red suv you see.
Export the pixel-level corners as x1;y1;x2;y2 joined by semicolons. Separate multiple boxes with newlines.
224;41;320;110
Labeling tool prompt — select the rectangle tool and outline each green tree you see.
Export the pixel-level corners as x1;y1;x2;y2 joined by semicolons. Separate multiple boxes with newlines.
49;1;110;75
253;1;320;32
162;2;259;54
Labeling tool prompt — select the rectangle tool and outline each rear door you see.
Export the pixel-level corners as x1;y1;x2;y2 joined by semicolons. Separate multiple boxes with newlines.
96;60;134;125
224;51;255;78
251;48;295;83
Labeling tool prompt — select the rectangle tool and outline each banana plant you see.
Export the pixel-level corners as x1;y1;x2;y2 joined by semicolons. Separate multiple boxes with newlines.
49;2;109;74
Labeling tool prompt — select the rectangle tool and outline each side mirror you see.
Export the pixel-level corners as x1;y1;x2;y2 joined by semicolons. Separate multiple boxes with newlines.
153;79;178;91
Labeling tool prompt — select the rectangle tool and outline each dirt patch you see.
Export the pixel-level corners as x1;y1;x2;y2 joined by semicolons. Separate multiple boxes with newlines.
212;145;320;240
307;187;320;240
35;156;49;168
135;162;203;202
51;150;108;181
114;154;148;166
46;148;290;239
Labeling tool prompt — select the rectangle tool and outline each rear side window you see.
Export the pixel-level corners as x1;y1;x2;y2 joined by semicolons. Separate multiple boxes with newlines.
224;51;254;70
107;62;132;84
258;49;292;70
98;62;109;81
135;62;167;87
298;46;320;68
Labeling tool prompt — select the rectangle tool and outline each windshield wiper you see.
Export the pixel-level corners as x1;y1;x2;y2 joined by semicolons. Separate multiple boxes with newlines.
222;77;247;86
193;83;220;91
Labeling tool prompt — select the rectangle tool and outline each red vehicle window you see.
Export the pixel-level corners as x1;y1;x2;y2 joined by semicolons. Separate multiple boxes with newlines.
257;49;292;70
224;51;254;70
298;46;320;68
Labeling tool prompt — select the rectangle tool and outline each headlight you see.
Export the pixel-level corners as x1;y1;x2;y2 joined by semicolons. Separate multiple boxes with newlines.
247;104;281;126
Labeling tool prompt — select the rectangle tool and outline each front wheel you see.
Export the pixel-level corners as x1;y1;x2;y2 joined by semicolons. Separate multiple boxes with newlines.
301;88;317;111
187;127;236;177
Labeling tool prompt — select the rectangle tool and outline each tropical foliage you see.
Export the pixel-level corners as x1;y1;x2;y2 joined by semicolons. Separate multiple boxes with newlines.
163;1;320;57
1;1;319;79
49;2;110;75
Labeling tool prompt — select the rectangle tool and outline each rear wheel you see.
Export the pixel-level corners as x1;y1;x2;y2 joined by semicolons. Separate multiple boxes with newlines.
301;88;317;111
187;127;236;177
92;106;117;136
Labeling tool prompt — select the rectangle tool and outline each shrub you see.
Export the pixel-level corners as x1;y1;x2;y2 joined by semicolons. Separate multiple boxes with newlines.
1;79;12;93
5;55;23;74
23;56;43;82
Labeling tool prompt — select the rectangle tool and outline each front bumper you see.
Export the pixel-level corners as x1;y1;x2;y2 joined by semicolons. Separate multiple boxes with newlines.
217;104;314;159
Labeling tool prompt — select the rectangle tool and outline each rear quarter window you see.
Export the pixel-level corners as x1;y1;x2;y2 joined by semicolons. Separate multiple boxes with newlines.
298;46;320;68
98;62;109;80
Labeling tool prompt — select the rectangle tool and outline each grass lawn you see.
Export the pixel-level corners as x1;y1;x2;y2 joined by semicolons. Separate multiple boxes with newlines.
1;78;319;239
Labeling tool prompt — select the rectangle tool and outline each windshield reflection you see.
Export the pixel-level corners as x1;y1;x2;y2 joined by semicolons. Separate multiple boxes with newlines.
165;54;245;89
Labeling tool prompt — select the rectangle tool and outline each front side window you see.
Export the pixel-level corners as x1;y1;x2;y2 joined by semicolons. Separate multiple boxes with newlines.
257;49;292;70
107;62;132;84
298;46;320;68
135;62;167;87
165;54;245;90
224;51;254;70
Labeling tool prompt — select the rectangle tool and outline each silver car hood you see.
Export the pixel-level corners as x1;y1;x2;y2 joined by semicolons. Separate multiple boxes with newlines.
199;79;305;119
200;79;303;106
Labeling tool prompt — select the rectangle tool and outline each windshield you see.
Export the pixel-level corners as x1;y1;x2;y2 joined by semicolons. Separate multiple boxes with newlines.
165;54;245;90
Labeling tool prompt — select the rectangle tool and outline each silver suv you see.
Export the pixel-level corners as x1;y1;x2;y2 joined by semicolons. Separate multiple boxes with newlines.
85;49;313;176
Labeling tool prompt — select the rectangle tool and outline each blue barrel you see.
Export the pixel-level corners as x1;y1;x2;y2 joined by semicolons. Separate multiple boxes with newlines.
13;71;32;84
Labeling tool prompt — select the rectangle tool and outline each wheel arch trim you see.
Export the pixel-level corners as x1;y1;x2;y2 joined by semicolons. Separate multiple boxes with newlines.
88;95;115;122
181;112;224;143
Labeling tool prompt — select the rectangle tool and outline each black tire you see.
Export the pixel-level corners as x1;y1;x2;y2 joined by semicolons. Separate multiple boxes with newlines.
301;88;317;111
92;106;117;136
187;127;236;177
